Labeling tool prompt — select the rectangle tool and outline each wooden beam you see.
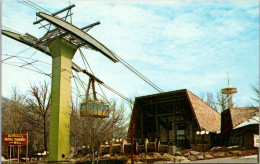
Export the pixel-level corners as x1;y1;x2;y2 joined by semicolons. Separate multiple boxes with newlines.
174;102;177;146
140;107;143;139
140;97;187;105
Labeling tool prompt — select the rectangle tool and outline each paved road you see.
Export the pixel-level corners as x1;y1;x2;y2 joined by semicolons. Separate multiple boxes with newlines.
182;155;258;163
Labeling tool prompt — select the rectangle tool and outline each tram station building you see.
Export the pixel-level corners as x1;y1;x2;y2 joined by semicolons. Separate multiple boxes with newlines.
128;89;259;151
128;89;221;151
221;107;259;148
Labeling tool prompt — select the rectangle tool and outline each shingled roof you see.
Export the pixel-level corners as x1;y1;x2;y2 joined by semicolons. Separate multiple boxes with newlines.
230;107;259;129
234;115;259;130
128;89;221;138
186;90;221;132
221;107;259;133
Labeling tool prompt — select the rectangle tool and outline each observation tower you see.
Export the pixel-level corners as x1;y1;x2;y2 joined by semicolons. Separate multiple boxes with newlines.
221;73;237;108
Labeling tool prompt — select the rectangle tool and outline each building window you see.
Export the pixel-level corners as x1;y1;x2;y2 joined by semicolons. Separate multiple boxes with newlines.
176;123;190;136
177;124;185;135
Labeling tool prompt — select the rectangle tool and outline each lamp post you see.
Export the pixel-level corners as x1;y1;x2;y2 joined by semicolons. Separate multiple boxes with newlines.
196;130;209;152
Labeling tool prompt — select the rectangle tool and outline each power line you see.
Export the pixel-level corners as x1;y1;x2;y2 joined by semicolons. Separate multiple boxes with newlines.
27;1;52;14
2;62;51;77
113;53;164;93
79;48;109;103
71;73;117;110
23;1;44;12
3;2;154;104
2;25;51;56
3;47;32;57
28;50;38;59
1;35;64;74
71;66;133;105
102;83;133;104
72;72;83;99
4;3;163;94
15;56;47;76
2;28;66;75
3;60;85;102
3;50;134;105
1;54;72;82
18;0;51;14
2;54;64;74
79;49;134;104
17;0;42;12
2;25;22;34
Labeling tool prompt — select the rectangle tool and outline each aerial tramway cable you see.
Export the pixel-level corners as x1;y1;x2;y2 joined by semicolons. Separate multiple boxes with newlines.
18;0;42;12
79;48;109;103
5;1;162;105
2;53;133;104
18;1;164;93
113;53;164;93
27;0;52;14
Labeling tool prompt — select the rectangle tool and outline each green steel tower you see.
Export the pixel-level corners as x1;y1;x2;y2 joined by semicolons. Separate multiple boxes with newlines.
2;5;118;162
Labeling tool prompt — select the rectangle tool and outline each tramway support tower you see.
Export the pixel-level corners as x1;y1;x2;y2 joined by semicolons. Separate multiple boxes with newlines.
2;4;118;162
221;72;237;108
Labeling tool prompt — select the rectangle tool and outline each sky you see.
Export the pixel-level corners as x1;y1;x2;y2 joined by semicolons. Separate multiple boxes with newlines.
1;1;259;113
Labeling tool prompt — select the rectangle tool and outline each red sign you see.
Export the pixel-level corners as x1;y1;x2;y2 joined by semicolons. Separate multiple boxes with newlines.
3;134;27;146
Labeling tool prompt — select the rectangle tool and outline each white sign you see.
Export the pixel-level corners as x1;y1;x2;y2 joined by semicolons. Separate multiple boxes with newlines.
254;134;259;147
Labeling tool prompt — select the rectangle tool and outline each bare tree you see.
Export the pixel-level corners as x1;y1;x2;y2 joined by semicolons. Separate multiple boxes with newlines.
1;88;27;158
200;92;218;111
215;91;230;112
250;82;259;104
200;91;232;113
25;81;51;152
70;101;82;154
74;100;127;163
2;84;51;158
2;88;27;134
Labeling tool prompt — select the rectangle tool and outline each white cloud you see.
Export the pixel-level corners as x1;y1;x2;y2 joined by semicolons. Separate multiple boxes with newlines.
1;0;259;107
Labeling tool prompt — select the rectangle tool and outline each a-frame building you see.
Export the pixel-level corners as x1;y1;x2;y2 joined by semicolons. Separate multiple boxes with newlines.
128;89;221;150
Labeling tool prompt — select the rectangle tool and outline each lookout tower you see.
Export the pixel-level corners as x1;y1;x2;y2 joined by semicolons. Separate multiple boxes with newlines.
221;73;237;108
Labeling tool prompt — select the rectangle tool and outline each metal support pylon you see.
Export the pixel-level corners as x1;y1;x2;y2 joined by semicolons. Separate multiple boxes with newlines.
47;38;77;161
2;4;119;162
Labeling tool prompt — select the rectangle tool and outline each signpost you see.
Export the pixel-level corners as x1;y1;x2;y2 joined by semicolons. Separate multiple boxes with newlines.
3;134;28;162
2;3;119;162
3;134;27;146
254;134;259;147
254;134;259;163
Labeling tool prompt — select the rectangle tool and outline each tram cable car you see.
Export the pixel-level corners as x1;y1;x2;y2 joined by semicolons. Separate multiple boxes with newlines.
80;77;109;118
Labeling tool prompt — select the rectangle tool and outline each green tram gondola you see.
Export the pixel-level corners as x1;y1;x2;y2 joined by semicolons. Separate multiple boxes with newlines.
80;101;109;118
